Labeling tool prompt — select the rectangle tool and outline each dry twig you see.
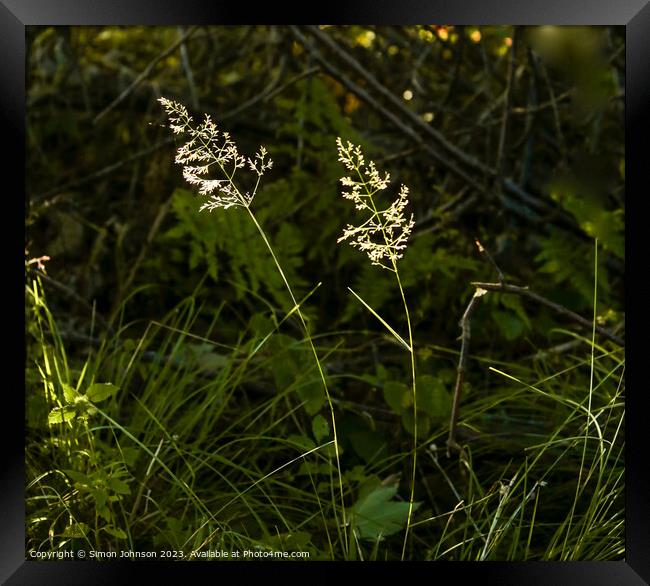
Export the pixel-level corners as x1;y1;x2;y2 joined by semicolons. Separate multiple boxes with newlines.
447;287;487;456
471;281;624;347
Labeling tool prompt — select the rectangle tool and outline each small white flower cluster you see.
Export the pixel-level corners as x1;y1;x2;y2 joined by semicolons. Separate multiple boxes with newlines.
158;97;272;210
336;138;415;271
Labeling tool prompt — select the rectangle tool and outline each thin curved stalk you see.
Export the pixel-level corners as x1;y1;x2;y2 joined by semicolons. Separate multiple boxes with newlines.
245;208;349;556
354;166;417;560
395;267;417;561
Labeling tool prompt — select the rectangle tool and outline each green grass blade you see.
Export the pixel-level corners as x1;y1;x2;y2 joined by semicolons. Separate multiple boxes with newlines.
347;287;411;352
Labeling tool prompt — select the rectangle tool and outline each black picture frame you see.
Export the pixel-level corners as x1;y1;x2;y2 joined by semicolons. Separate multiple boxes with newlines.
5;1;647;583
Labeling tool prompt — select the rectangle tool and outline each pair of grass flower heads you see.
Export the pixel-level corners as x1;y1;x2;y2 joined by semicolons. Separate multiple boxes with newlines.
158;97;420;558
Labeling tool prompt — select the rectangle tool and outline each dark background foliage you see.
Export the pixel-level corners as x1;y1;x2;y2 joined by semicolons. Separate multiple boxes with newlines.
26;25;624;348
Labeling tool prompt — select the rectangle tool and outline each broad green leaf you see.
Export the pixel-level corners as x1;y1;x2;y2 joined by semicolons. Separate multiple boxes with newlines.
493;310;525;341
287;434;316;451
62;384;79;404
321;441;342;458
64;469;92;486
311;414;330;443
343;465;369;484
183;342;230;374
107;477;131;495
347;429;388;464
356;476;382;502
103;525;127;539
119;447;140;468
86;382;120;403
48;405;78;425
375;363;389;382
296;379;326;415
416;375;452;421
500;295;531;330
358;373;381;387
383;381;411;414
97;504;111;523
249;313;275;338
62;523;90;538
401;410;431;439
93;489;108;509
351;485;421;540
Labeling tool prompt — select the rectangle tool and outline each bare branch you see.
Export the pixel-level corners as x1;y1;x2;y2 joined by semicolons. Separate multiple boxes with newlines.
447;288;488;456
93;26;198;124
471;281;624;346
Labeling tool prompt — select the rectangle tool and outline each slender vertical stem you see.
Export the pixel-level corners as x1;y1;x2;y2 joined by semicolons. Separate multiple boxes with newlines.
245;206;349;555
395;267;417;561
356;168;417;560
